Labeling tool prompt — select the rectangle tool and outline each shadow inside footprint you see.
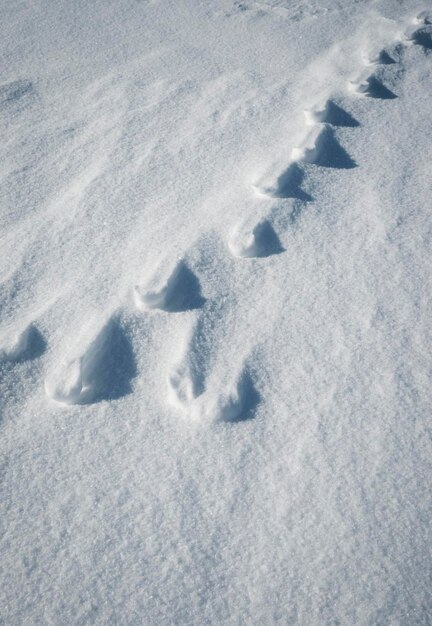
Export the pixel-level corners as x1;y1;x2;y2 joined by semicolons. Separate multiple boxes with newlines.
375;50;396;64
310;126;357;169
411;29;432;49
163;261;206;312
0;324;47;365
220;369;261;423
45;319;137;405
252;220;285;257
324;101;360;127
20;326;47;362
273;162;313;201
87;320;137;403
364;76;397;99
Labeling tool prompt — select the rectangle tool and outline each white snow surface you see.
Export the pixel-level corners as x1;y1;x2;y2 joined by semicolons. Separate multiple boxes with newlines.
1;0;432;623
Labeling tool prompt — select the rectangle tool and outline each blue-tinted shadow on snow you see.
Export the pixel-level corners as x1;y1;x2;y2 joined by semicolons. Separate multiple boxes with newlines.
375;50;397;64
310;126;357;169
0;80;34;109
411;28;432;49
364;76;397;100
251;220;285;258
161;261;206;313
324;101;360;127
0;324;47;366
80;319;137;404
271;162;313;201
220;369;261;424
18;326;47;362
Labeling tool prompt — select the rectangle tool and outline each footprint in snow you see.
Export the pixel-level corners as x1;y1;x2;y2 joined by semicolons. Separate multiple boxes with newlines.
304;99;360;127
228;219;284;258
412;10;432;25
134;259;205;313
0;324;46;364
167;331;205;412
362;48;396;67
45;318;136;405
405;25;432;50
254;161;312;201
291;124;356;169
206;367;261;423
168;359;203;412
168;346;260;424
348;74;397;99
254;119;355;202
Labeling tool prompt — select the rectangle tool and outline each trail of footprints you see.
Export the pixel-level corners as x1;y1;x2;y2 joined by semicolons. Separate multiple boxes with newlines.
1;12;431;422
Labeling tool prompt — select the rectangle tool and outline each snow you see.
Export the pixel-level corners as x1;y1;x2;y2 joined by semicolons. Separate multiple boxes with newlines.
1;0;432;623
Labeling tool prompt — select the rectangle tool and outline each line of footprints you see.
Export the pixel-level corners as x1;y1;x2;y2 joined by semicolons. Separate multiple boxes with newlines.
1;13;431;422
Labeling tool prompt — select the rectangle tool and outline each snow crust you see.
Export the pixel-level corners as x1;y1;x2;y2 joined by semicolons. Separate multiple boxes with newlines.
1;0;432;623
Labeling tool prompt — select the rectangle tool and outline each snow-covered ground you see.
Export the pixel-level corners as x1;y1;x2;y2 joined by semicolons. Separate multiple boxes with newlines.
1;0;432;623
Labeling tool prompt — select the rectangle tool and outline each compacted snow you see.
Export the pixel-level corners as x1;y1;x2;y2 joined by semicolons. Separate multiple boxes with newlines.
1;0;432;623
